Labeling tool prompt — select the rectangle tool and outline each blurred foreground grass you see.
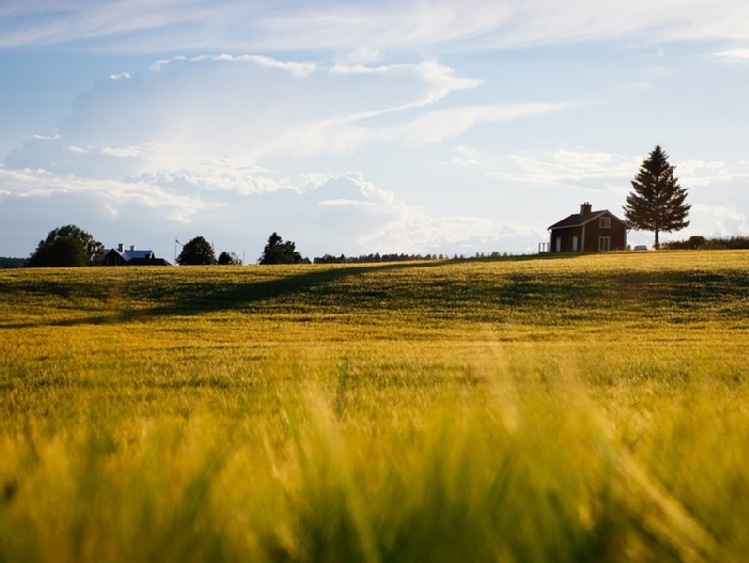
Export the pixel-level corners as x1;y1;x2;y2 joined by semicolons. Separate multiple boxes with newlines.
2;251;749;561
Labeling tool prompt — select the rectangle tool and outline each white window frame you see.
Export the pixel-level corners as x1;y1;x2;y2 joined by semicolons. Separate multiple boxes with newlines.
599;216;611;229
598;236;611;252
555;237;562;252
572;235;578;252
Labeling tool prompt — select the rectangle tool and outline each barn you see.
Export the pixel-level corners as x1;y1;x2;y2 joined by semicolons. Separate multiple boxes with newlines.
548;203;627;253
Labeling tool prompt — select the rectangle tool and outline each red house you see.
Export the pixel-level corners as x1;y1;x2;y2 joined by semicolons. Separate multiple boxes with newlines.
548;202;627;253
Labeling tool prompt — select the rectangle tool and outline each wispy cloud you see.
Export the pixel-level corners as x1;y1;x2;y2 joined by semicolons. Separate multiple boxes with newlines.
2;1;748;52
190;54;317;77
64;145;88;154
489;149;749;194
679;159;749;187
711;48;749;61
101;145;143;158
490;148;638;187
450;146;482;167
388;103;572;147
5;54;510;171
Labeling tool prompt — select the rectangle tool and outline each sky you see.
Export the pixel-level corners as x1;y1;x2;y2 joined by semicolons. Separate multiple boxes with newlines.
1;1;748;262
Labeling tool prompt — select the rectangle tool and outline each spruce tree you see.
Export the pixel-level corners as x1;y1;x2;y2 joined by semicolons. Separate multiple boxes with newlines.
624;145;690;249
258;232;304;264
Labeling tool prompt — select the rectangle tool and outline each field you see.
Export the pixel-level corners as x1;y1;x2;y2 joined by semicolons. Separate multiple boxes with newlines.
2;251;749;562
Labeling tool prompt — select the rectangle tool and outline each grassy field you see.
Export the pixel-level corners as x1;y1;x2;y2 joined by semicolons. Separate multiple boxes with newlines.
2;251;749;561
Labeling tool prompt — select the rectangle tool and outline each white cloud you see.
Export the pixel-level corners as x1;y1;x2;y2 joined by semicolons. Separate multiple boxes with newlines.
317;199;375;207
150;55;186;72
489;148;638;186
0;166;210;223
711;48;749;61
64;145;88;154
101;145;143;158
678;159;749;187
375;102;572;148
191;54;317;77
692;204;749;236
109;72;131;80
449;145;481;167
32;133;60;141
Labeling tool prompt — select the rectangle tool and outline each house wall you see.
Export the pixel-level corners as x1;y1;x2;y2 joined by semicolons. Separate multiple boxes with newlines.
103;251;127;266
582;214;627;252
550;213;627;253
549;226;583;253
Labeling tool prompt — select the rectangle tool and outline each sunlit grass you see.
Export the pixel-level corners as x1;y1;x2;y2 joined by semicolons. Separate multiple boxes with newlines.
2;251;749;560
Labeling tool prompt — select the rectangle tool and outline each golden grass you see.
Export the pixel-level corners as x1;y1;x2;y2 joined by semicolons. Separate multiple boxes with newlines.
1;251;749;561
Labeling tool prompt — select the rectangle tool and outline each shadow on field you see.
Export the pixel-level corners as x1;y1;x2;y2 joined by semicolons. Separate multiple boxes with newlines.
1;262;444;329
4;253;665;331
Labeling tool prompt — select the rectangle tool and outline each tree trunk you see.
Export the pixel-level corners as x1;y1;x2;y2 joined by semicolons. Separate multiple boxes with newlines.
654;229;660;250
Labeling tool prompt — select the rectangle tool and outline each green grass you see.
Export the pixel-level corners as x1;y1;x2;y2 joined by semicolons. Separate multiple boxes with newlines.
2;251;749;561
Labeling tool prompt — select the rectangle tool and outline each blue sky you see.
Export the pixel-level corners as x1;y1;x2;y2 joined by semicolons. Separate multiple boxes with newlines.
2;1;748;261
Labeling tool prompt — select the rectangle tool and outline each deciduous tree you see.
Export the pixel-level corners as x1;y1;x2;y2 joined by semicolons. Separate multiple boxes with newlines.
218;251;242;265
27;225;104;267
177;236;217;265
624;145;690;249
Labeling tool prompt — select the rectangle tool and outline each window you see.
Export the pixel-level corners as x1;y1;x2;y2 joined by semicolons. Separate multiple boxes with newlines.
598;237;611;252
555;237;562;252
599;216;611;229
572;236;578;252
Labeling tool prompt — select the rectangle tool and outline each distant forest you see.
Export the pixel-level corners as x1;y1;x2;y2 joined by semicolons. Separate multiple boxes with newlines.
312;252;510;264
0;257;27;268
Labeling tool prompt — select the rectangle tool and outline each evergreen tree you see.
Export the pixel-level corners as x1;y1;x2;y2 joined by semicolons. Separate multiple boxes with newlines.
258;232;304;265
177;236;217;265
27;225;104;267
624;145;691;249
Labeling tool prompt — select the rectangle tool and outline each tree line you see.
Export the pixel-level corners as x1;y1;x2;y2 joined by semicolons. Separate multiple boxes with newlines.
12;144;703;268
19;229;312;267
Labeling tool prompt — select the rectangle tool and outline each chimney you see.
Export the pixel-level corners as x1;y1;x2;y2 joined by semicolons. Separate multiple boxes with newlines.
130;245;136;252
117;243;124;252
580;202;592;216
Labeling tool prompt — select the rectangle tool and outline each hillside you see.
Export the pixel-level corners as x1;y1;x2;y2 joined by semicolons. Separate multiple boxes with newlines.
3;250;749;331
1;251;749;561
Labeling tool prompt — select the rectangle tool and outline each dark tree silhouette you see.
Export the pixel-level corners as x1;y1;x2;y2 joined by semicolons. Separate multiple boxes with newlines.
27;225;104;267
624;145;691;249
177;236;217;265
218;251;242;265
258;232;304;264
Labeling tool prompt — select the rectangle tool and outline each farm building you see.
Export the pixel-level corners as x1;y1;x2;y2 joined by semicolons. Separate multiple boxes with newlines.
103;243;171;266
547;203;627;253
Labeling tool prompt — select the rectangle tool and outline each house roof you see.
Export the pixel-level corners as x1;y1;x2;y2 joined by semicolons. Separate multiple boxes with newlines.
548;209;625;231
106;248;155;261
